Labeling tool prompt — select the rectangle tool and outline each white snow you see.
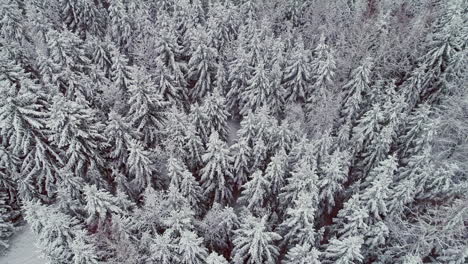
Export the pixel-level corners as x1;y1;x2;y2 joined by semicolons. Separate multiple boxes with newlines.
227;119;241;146
0;224;44;264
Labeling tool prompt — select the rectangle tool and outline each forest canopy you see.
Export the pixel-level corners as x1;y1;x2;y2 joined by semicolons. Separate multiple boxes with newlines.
0;0;467;263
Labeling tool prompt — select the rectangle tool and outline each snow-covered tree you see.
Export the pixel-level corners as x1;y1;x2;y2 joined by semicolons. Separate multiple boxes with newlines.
232;214;281;264
83;185;122;229
230;138;252;187
280;158;319;207
178;230;208;264
126;67;169;147
279;191;318;246
24;201;83;263
240;62;271;115
48;95;105;184
200;131;233;204
339;57;373;126
311;33;337;97
167;157;203;208
200;203;238;250
187;29;218;101
284;243;321;264
227;44;251;115
201;89;229;141
319;150;349;214
238;170;270;213
127;139;156;192
264;150;288;199
206;252;229;264
323;236;364;264
283;38;312;102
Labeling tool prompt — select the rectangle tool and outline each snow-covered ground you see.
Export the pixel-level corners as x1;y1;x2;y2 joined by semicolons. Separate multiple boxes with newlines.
0;224;43;264
227;119;241;146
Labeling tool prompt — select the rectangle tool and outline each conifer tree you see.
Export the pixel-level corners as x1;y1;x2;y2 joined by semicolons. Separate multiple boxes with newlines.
24;201;83;263
187;29;218;101
311;33;336;97
338;57;373;127
230;138;252;187
48;95;105;185
109;0;133;51
227;44;251;115
178;230;208;264
284;243;321;264
0;82;62;197
240;62;271;115
283;38;312;102
280;158;319;207
201;89;229;141
238;170;271;213
206;252;229;264
127;139;156;192
319;150;349;214
126;67;169;147
167;157;203;208
83;185;122;229
232;214;281;264
200;131;233;204
279;191;318;246
323;236;364;264
200;203;238;250
264;150;288;199
111;47;132;95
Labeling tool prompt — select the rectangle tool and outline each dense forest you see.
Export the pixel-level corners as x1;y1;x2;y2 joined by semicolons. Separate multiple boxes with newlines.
0;0;467;263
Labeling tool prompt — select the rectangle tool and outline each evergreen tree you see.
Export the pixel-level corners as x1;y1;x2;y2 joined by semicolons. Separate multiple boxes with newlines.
311;33;337;97
126;139;156;192
83;185;122;229
187;29;218;101
230;138;252;187
240;62;271;115
280;158;319;207
206;252;229;264
264;150;288;199
227;44;251;115
126;67;169;147
201;89;229;141
110;47;132;95
24;201;82;263
238;170;270;213
323;236;364;264
48;95;105;185
284;243;321;264
319;150;349;214
0;82;62;198
283;38;312;102
200;131;233;204
279;191;318;246
200;203;238;250
338;57;373;127
178;230;208;264
232;214;281;264
167;157;203;208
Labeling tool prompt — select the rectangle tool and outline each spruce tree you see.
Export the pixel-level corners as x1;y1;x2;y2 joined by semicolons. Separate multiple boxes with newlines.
323;236;364;264
283;37;312;103
126;67;169;148
200;131;233;204
232;214;281;264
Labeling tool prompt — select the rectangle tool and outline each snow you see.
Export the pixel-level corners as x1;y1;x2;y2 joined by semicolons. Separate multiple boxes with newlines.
227;119;241;146
0;224;44;264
